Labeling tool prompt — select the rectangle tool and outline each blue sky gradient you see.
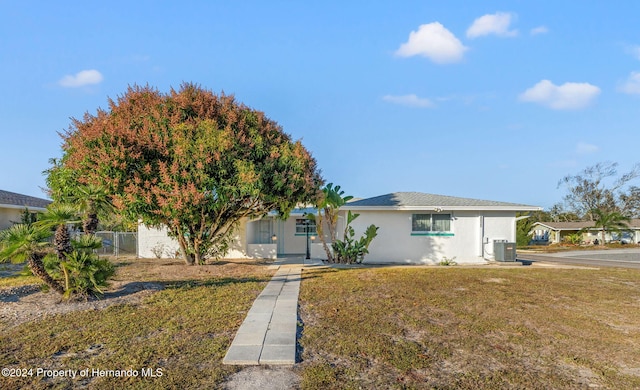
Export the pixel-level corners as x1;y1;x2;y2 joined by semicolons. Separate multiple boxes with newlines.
1;1;639;208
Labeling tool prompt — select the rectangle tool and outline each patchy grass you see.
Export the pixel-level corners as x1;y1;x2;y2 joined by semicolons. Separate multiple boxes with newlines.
6;256;640;388
0;263;39;288
0;274;39;288
298;266;640;389
0;258;274;389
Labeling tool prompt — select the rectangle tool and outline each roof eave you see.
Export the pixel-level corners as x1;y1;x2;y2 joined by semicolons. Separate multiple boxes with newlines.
341;205;543;212
0;204;48;212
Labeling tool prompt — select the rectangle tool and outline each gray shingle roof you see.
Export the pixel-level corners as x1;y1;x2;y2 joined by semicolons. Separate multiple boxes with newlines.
0;189;51;209
343;192;539;210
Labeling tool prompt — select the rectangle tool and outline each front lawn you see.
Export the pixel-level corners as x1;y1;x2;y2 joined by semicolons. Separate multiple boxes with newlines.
298;266;640;389
0;258;274;389
5;259;640;389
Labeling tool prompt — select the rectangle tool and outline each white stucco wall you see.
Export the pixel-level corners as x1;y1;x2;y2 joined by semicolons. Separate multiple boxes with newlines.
342;210;517;264
137;225;182;258
274;216;328;255
0;206;47;231
138;219;252;259
0;208;22;230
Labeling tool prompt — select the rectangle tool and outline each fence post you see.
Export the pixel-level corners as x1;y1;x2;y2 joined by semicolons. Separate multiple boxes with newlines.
113;232;120;260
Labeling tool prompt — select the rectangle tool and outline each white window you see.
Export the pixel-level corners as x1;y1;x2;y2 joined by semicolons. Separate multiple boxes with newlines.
412;214;451;233
295;218;317;235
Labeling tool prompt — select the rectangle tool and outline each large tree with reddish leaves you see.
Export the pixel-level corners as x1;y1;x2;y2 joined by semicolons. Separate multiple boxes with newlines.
59;83;322;265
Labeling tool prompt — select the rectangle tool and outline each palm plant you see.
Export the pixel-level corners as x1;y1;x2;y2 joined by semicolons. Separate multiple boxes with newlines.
74;184;114;236
72;234;103;252
0;224;64;294
315;183;353;263
43;232;113;299
61;251;114;298
36;203;81;292
36;203;80;261
590;208;631;245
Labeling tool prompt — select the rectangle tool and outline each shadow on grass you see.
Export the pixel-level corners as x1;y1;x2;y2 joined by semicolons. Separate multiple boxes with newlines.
0;284;41;302
1;275;276;304
100;275;278;301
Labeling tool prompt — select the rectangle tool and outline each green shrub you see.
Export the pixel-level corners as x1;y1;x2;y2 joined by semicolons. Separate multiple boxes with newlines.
564;233;583;245
332;211;379;264
439;256;457;266
45;250;115;300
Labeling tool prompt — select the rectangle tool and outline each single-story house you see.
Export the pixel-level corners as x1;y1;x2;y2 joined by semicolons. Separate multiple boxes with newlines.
138;206;324;260
0;189;51;230
138;191;541;264
340;192;541;264
531;220;640;244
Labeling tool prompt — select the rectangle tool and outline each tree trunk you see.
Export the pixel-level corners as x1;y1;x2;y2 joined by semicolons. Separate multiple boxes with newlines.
601;229;606;245
179;239;195;265
54;224;71;261
172;226;195;265
194;238;202;265
316;213;335;263
28;254;64;295
83;213;99;236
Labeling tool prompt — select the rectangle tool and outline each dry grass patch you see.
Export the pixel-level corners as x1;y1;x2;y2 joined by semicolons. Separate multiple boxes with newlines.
0;257;275;389
298;267;640;389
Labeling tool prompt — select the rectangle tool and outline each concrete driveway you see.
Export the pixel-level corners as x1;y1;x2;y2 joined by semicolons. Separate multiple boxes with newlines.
519;248;640;269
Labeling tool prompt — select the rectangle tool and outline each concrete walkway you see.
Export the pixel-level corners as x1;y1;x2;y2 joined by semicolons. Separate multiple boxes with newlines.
223;257;317;365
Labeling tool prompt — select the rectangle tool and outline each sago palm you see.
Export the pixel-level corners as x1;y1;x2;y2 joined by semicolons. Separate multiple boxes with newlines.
0;224;64;294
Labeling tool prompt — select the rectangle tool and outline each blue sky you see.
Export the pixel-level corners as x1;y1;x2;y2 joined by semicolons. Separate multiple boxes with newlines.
1;1;639;209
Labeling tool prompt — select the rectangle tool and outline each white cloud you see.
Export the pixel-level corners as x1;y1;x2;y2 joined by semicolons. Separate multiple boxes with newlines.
576;142;599;154
58;69;104;88
618;71;640;94
530;26;549;35
395;22;467;64
383;94;434;108
518;80;601;110
466;12;518;38
624;45;640;61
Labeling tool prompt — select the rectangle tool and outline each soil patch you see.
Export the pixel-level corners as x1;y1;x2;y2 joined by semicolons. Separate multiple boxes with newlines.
223;366;300;389
0;280;164;328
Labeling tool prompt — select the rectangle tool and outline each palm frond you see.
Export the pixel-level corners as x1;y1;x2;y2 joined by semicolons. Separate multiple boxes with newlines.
0;224;51;263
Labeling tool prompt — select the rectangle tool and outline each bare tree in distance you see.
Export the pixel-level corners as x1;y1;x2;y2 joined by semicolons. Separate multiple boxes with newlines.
558;161;640;221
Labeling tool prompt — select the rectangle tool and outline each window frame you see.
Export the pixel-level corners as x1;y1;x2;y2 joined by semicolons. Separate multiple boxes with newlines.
411;213;453;236
295;218;317;236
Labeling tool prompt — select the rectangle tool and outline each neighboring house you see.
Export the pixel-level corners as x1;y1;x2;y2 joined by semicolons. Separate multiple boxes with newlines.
0;189;51;230
531;220;640;244
138;191;541;264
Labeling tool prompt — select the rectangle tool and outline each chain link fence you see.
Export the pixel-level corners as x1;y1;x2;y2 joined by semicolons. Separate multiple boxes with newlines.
95;231;137;257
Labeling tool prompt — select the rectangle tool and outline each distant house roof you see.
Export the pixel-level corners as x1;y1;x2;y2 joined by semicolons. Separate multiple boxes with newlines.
0;189;51;211
341;192;541;211
534;219;640;231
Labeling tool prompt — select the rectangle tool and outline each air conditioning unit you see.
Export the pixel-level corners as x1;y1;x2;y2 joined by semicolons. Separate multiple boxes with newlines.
494;240;516;262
